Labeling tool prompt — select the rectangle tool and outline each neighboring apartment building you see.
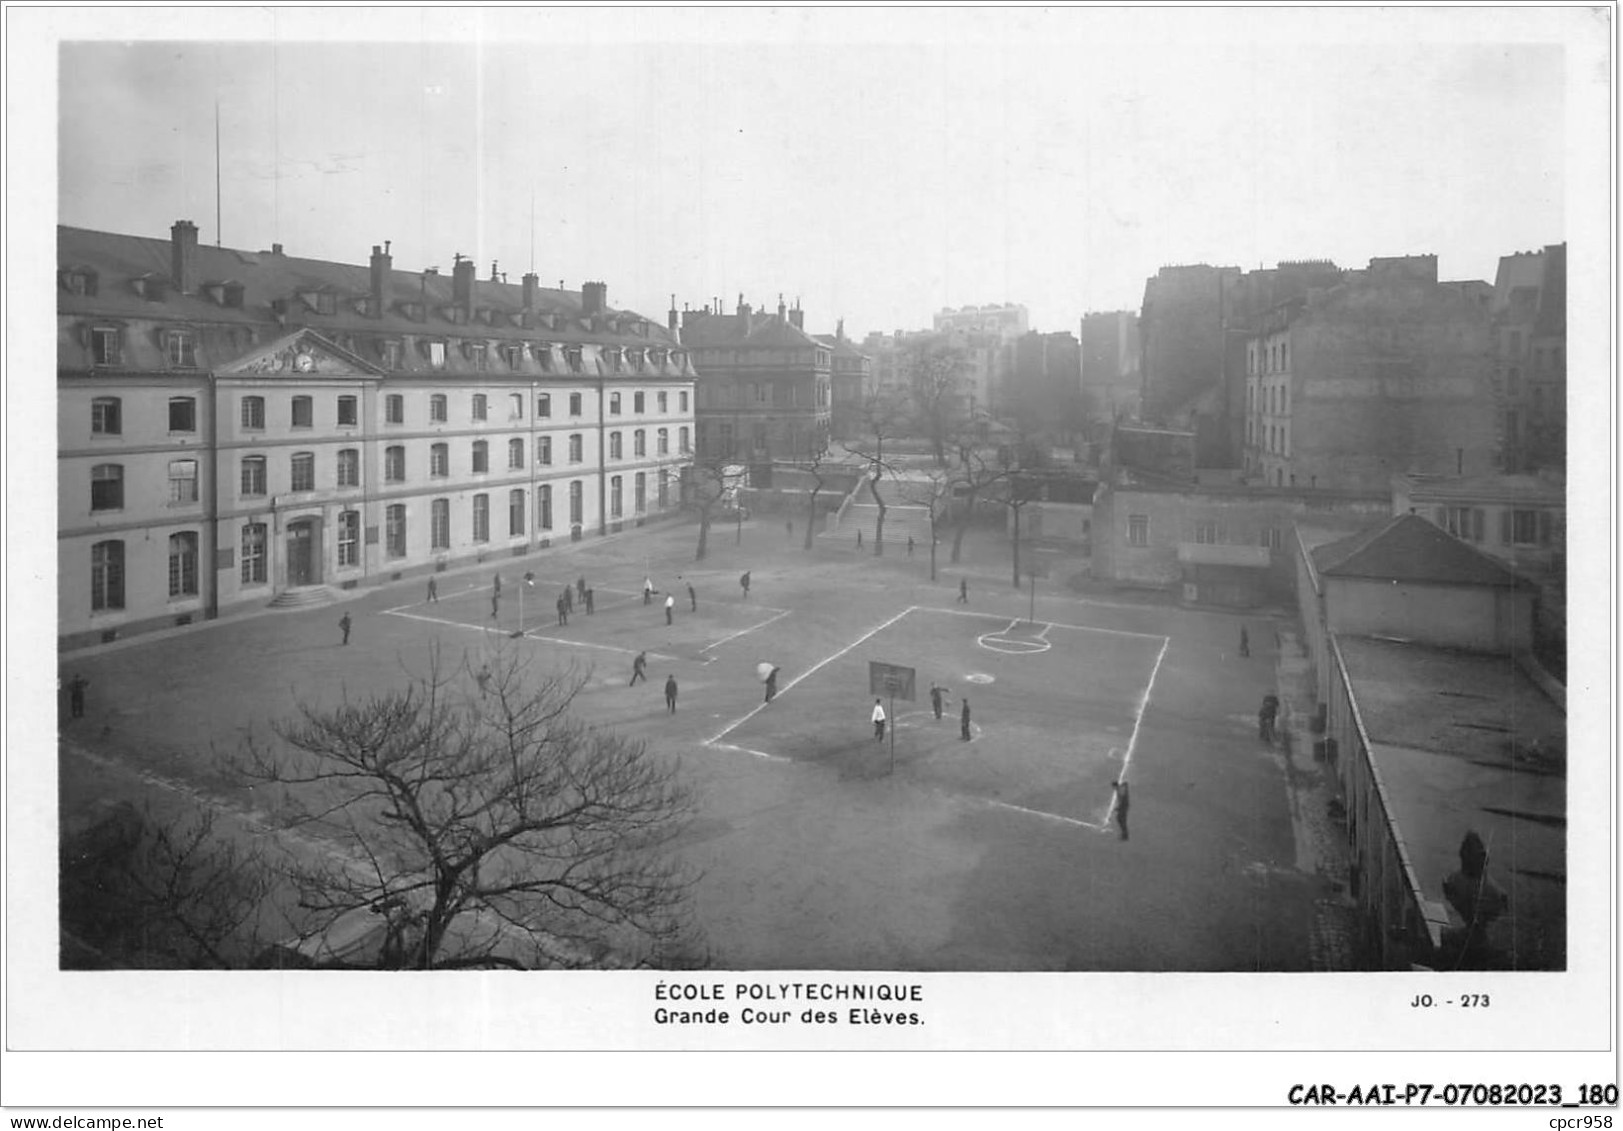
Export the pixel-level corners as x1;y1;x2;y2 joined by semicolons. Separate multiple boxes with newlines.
813;319;872;442
1240;255;1497;493
58;221;695;649
679;296;832;466
1079;309;1141;421
932;302;1028;412
1491;243;1566;473
1138;263;1240;450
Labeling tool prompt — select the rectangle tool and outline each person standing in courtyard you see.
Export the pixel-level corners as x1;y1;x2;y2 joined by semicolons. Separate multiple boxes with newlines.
630;651;648;686
556;595;568;626
871;698;886;742
688;580;698;612
1258;694;1279;743
577;576;587;603
1111;780;1131;840
665;592;675;625
493;573;502;599
562;585;574;615
665;674;679;713
856;529;863;550
585;587;595;614
907;535;915;557
1239;626;1250;658
960;698;972;741
426;577;438;603
644;577;655;605
929;682;948;720
764;666;780;703
740;571;751;599
491;591;500;619
68;673;89;719
339;612;352;646
958;578;969;604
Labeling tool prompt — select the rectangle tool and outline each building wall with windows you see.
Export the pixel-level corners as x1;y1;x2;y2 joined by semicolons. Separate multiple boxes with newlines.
1091;481;1388;594
58;221;695;649
1240;258;1497;493
680;297;832;465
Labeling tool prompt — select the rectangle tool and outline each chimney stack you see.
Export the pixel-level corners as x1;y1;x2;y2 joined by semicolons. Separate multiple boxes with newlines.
789;298;804;331
522;272;539;316
370;243;393;318
171;220;199;294
778;293;787;321
582;280;607;316
836;317;845;341
452;253;476;318
490;260;501;282
668;294;678;333
737;293;752;321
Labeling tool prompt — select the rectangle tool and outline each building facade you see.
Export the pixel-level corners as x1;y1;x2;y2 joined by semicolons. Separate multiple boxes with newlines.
58;221;695;649
679;296;832;465
1240;256;1497;493
813;319;872;442
1490;243;1566;473
1079;309;1141;421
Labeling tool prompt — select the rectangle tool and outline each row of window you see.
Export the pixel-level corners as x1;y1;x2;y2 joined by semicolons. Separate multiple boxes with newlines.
88;388;693;438
1244;418;1290;456
86;425;694;512
86;471;680;611
699;381;829;408
1246;383;1290;416
82;327;688;375
1248;339;1290;376
1436;505;1555;547
1123;514;1284;550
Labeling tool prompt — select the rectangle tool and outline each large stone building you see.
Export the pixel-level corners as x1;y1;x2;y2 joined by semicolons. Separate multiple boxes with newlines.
678;296;832;466
1241;255;1497;493
1490;243;1566;473
58;220;696;650
813;320;872;442
1137;263;1240;451
1079;309;1140;421
932;302;1028;412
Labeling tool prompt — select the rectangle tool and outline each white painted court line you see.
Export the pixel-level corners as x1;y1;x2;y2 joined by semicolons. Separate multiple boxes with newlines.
708;741;791;764
915;605;1167;642
381;608;677;661
1100;634;1170;830
704;604;919;747
983;798;1106;831
700;607;792;653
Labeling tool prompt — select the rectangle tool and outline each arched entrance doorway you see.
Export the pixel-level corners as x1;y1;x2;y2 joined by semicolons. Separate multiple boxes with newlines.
286;518;322;587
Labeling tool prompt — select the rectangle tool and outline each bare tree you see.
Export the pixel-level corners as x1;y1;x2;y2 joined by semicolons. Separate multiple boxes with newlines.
902;334;971;467
848;389;908;556
238;642;702;969
800;430;836;551
689;443;745;562
897;467;955;582
60;802;276;969
996;470;1041;589
945;429;1010;564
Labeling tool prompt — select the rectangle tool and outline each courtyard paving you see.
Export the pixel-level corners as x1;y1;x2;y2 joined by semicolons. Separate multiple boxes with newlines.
54;514;1349;970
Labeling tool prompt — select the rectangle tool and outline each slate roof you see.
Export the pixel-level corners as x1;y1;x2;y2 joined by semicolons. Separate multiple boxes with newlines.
1311;513;1529;588
813;333;870;360
679;311;826;350
57;224;678;348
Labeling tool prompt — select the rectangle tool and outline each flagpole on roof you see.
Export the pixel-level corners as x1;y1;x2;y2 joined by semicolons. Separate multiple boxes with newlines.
214;97;222;247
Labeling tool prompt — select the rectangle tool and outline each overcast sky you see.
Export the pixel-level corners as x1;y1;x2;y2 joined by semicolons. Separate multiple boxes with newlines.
50;8;1586;338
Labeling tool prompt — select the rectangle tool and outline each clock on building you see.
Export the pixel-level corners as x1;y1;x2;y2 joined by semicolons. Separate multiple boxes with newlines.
294;352;316;372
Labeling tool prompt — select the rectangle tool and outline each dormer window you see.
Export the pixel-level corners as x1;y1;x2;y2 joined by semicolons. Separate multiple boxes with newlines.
565;347;584;375
534;343;554;372
132;275;167;302
628;349;646;372
605;347;624;373
90;326;123;366
60;268;98;296
164;329;197;368
501;343;524;370
464;341;489;370
426;340;447;368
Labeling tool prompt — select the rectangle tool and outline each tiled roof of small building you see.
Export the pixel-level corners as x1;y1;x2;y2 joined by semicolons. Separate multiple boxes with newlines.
1312;513;1529;588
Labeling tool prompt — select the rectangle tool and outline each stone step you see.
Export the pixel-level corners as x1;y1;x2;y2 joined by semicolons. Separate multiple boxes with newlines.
268;585;337;609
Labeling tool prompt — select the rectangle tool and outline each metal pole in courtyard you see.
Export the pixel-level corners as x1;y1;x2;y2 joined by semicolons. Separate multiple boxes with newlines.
1029;568;1036;628
888;690;896;774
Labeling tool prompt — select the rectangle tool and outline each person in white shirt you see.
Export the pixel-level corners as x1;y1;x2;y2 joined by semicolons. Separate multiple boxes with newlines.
664;592;675;625
871;698;886;742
